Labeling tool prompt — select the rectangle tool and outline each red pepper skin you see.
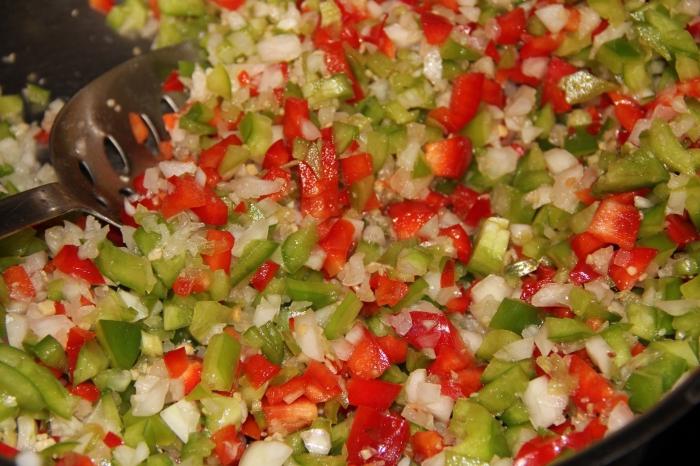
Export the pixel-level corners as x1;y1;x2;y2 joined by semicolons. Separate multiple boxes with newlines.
569;260;601;285
424;136;472;179
88;0;115;15
241;416;262;440
160;175;208;218
376;334;408;364
202;230;235;272
542;57;578;113
420;12;453;45
0;443;18;460
164;347;189;378
212;425;246;466
53;246;105;285
249;260;280;292
373;274;408;307
570;232;607;260
449;186;491;227
262;397;318;435
303;361;342;403
102;431;123;448
2;265;35;300
404;311;463;353
66;327;96;378
242;354;281;388
70;382;101;403
179;359;202;395
386;200;435;240
347;377;401;410
265;375;307;405
283;97;310;142
347;406;409;466
318;218;355;277
347;331;391;380
520;33;563;59
666;213;700;246
262;167;292;202
172;268;210;296
608;247;657;291
495;8;526;45
262;140;291;170
587;198;641;250
482;77;506;107
608;92;644;132
569;354;627;416
340;152;373;184
520;266;556;302
439;224;473;262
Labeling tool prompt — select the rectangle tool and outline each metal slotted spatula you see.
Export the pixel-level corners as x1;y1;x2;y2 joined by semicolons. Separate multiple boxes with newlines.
0;42;199;239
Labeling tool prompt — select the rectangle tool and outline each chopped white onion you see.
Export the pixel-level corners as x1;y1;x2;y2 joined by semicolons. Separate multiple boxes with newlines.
113;442;150;466
293;311;327;361
158;161;197;178
254;295;282;327
544;149;578;174
531;283;573;308
607;401;635;433
240;440;293;466
494;337;534;362
130;375;169;416
535;4;570;33
478;147;519;180
585;336;615;379
523;376;568;429
257;35;302;63
300;428;331;455
522;57;549;79
160;399;200;443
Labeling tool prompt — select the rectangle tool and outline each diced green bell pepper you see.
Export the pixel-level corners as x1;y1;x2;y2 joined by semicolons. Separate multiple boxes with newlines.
202;332;240;391
282;226;318;274
96;242;157;295
0;361;46;412
96;320;142;369
647;119;697;175
592;149;670;195
468;217;510;276
189;301;233;343
231;240;278;286
489;298;541;334
475;365;530;414
544;317;594;342
324;292;362;340
74;339;109;385
476;330;521;360
449;399;510;461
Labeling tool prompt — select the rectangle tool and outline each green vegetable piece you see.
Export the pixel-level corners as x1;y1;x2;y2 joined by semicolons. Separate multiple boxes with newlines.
303;74;354;107
206;64;231;99
673;310;700;339
501;399;531;427
333;121;359;154
648;119;697;175
23;84;50;107
625;352;688;412
391;278;428;312
325;292;362;339
146;455;174;466
449;399;510;461
282;226;318;274
0;361;46;412
203;332;241;391
626;303;673;342
592;149;669;195
201;393;245;431
476;330;521;360
649;340;699;368
481;359;535;384
561;70;616;105
96;242;156;295
189;301;233;343
96;320;142;369
588;0;626;24
30;335;67;370
286;278;341;308
0;95;23;119
475;365;530;414
74;340;109;385
489;298;541;334
157;0;205;16
231;240;278;286
163;296;194;330
467;217;510;276
240;112;273;162
544;317;594;342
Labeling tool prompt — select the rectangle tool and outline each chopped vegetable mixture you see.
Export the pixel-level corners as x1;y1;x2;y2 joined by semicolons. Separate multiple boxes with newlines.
1;0;700;465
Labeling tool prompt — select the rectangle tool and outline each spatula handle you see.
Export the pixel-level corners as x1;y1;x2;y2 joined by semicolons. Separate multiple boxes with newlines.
0;182;82;239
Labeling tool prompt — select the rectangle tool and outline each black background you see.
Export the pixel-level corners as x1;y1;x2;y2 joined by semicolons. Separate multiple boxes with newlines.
0;1;697;465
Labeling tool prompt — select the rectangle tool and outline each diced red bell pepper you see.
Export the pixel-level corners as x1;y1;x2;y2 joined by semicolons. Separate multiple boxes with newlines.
241;416;262;440
102;431;123;448
386;200;435;240
608;247;657;291
265;375;306;405
191;190;229;226
569;261;601;285
520;33;563;59
542;57;578;113
160;175;208;218
439;224;473;262
70;382;101;403
428;344;472;377
283;97;310;142
318;218;355;277
304;361;342;403
2;265;35;300
56;453;95;466
162;70;184;93
202;230;235;272
89;0;114;14
376;334;408;364
424;136;472;179
514;433;568;466
482;77;506;108
66;327;95;378
212;425;246;466
520;266;556;302
347;406;409;466
404;311;464;353
128;112;149;145
441;259;455;288
209;0;245;10
569;354;627;416
249;260;280;292
340;152;373;184
347;377;401;410
666;213;700;247
570;231;607;260
411;431;444;463
347;330;391;379
373;274;408;307
262;140;291;170
199;135;242;170
420;12;453;45
608;92;644;132
172;268;210;296
164;347;189;378
496;8;526;45
180;359;202;395
262;166;292;202
52;245;105;285
241;354;281;389
0;443;18;460
366;21;395;59
450;72;484;131
262;397;318;435
587;198;641;250
449;186;491;227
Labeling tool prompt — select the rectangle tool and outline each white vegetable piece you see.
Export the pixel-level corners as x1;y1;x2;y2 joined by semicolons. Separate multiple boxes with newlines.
522;376;568;429
293;310;327;361
239;440;293;466
300;428;332;455
159;399;201;443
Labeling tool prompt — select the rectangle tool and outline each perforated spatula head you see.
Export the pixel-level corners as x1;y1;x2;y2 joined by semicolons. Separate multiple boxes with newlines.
0;42;199;238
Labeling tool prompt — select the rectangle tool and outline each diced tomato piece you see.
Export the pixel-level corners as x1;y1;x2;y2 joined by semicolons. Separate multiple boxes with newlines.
164;347;189;378
70;382;101;403
340;152;373;184
212;425;246;466
666;213;700;247
199;135;242;170
202;230;235;272
249;261;280;292
347;331;391;379
570;231;607;260
376;334;408;364
420;12;453;45
496;8;526;45
102;431;123;448
439;224;473;263
569;354;627;416
66;327;95;378
318;218;355;277
262;140;291;170
160;175;208;218
347;406;409;466
2;265;35;300
262;397;318;435
608;247;657;291
283;97;311;142
373;274;409;307
209;0;245;10
542;57;577;113
52;245;104;285
424;136;472;179
569;261;600;285
411;430;444;462
386;200;435;240
56;453;95;466
347;377;401;410
587;198;641;250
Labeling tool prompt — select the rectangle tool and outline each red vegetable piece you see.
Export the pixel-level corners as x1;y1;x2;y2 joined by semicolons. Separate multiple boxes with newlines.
449;72;484;130
66;327;96;378
56;453;95;466
666;213;700;247
199;135;242;170
347;377;402;410
587;198;641;250
347;331;391;379
164;347;189;378
202;230;235;272
496;8;526;45
340;152;373;184
376;334;408;364
569;354;627;416
570;231;607;260
304;361;342;403
212;425;246;466
386;200;435;240
262;139;291;170
2;265;35;300
411;431;444;463
70;382;101;403
209;0;245;10
249;260;280;292
283;97;311;142
102;431;123;448
347;406;409;466
607;247;657;291
52;245;104;285
373;275;409;307
420;12;453;45
160;175;208;218
262;397;318;435
318;218;355;277
439;224;473;263
542;57;577;113
424;136;472;179
569;261;601;285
